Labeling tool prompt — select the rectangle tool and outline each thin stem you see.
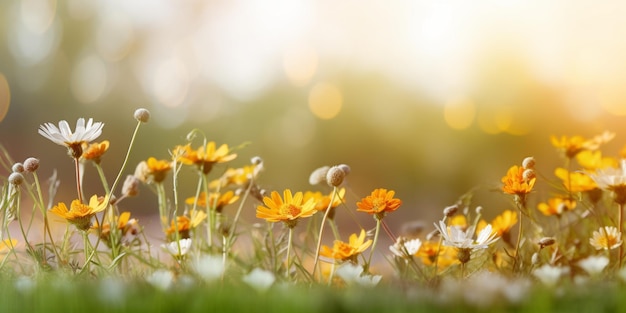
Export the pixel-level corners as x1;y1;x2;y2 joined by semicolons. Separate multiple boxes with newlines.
74;158;83;203
366;218;382;273
312;187;338;279
512;204;524;273
108;120;142;198
286;227;294;279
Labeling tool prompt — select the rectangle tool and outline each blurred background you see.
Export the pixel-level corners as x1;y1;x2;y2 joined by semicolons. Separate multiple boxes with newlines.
2;0;626;241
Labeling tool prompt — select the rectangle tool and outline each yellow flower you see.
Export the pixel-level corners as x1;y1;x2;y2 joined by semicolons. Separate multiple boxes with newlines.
554;167;597;193
81;140;110;164
589;226;622;250
256;189;317;228
185;191;239;213
165;210;207;240
320;229;372;262
356;188;402;219
135;157;172;183
576;150;618;171
304;188;346;212
449;215;468;230
92;212;140;247
550;131;614;159
501;165;535;196
0;239;17;253
50;195;110;231
477;210;518;245
209;165;259;189
537;197;576;217
174;142;237;174
417;240;459;270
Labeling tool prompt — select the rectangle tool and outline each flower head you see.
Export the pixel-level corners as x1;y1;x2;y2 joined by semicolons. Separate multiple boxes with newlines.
162;238;192;257
389;237;422;258
320;229;372;262
555;168;597;193
135;157;172;184
82;140;110;164
256;189;317;228
50;194;109;231
589;226;622;250
590;160;626;204
39;118;104;158
165;210;207;240
435;221;499;252
173;142;237;174
501;165;536;197
209;164;260;189
93;212;140;247
185;191;239;213
550;131;614;159
537;197;576;217
356;188;402;220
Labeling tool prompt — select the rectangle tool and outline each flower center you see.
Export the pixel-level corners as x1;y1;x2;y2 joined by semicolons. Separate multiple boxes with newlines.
280;204;301;218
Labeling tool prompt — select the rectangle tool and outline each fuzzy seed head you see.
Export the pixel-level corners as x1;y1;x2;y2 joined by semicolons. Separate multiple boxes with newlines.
251;156;263;165
522;156;535;169
538;237;556;249
134;108;150;123
23;157;40;172
12;163;24;173
443;204;458;217
309;166;330;185
338;164;351;175
326;166;345;187
8;172;24;186
523;169;536;181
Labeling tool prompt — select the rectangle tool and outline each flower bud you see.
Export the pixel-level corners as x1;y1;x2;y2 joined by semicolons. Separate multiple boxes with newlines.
23;157;40;172
251;156;263;165
11;163;24;173
522;169;535;181
443;204;458;217
522;156;535;169
122;175;140;197
538;237;556;249
337;164;351;175
309;166;329;185
134;108;150;123
326;166;346;187
8;172;24;186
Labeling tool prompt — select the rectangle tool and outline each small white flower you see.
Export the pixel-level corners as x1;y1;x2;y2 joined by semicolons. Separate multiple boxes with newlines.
532;264;569;287
389;237;422;257
162;238;192;257
434;221;499;251
38;118;104;147
194;254;225;282
242;268;275;291
577;255;609;276
335;263;382;287
147;270;175;290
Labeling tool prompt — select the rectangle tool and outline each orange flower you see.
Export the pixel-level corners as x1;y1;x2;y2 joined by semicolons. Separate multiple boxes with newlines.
209;164;260;189
356;188;402;219
50;195;110;231
576;150;618;171
185;191;239;213
135;157;172;183
417;240;458;270
256;189;317;228
81;140;109;164
93;212;140;247
320;229;372;262
165;210;207;240
174;142;237;174
537;197;576;217
304;188;346;212
501;165;535;196
477;210;518;245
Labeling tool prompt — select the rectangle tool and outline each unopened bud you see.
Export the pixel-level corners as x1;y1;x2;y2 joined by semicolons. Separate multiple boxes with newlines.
538;237;556;249
251;156;263;165
326;166;346;187
337;164;351;175
309;166;329;185
522;156;535;169
23;157;40;172
531;252;540;265
523;169;536;181
475;206;483;215
11;163;24;173
8;172;24;186
134;108;150;123
122;175;140;197
443;205;458;217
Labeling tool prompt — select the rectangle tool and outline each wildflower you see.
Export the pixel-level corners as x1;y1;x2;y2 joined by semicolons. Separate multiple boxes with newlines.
537;197;576;217
449;214;468;230
50;194;109;231
589;226;622;250
81;140;109;164
435;221;499;251
134;108;150;123
576;150;618;171
165;210;207;240
173;142;237;174
577;255;609;276
38;118;104;158
23;157;39;172
335;263;381;287
256;189;317;228
320;229;372;262
162;238;192;257
389;237;422;258
522;156;535;169
304;188;346;213
356;188;402;220
501;165;536;197
11;163;24;173
8;172;24;186
209;164;260;189
532;264;569;287
242;268;275;292
590;160;626;205
93;212;140;246
135;157;172;184
186;191;239;213
554;168;597;193
550;131;614;159
477;210;517;244
417;240;458;269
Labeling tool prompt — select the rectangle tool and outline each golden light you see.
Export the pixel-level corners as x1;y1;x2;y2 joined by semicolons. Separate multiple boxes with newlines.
0;73;10;122
443;98;475;130
308;82;342;120
70;55;107;104
283;43;318;87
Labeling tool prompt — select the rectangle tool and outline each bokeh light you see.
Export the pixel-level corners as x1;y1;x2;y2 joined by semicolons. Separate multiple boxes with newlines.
0;73;10;122
308;82;342;120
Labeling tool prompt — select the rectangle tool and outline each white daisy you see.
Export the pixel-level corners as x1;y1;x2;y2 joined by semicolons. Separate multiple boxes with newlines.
38;118;104;157
389;237;422;257
162;238;192;257
434;220;499;251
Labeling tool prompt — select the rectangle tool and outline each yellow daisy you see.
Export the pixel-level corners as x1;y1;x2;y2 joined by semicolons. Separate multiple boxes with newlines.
50;194;110;231
256;189;317;228
320;229;372;262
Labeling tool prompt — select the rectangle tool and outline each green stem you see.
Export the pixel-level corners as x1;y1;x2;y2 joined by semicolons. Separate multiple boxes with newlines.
286;227;294;279
366;218;382;273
